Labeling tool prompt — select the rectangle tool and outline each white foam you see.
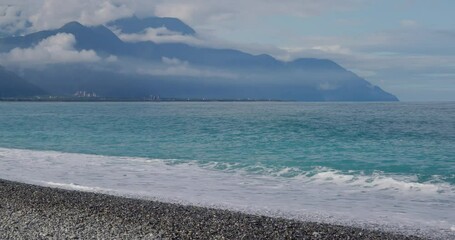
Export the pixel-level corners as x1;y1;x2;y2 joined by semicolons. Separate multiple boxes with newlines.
44;181;112;193
0;147;454;238
310;169;452;194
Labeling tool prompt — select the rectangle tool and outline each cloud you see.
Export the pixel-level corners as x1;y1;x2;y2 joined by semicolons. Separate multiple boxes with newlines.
29;0;133;30
136;57;237;79
1;33;101;65
237;23;453;101
279;28;455;101
150;0;366;26
311;45;351;55
0;4;33;35
1;0;454;101
161;57;185;65
105;55;118;62
0;0;133;33
114;27;202;45
1;0;366;34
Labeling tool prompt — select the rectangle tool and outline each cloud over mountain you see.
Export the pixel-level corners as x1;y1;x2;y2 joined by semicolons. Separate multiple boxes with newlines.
0;19;398;101
2;1;453;100
1;33;100;65
135;57;237;79
115;27;199;44
1;0;365;34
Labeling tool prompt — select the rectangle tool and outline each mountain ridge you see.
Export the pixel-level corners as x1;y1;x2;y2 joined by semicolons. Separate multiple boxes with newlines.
0;19;398;101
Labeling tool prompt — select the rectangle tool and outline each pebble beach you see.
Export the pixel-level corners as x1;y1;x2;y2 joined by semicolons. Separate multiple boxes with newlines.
0;179;424;239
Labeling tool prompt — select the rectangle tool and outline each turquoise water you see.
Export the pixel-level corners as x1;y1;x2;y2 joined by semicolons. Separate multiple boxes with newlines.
1;102;454;183
0;102;454;237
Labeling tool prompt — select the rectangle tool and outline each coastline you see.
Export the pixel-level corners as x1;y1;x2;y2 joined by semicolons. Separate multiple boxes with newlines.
0;179;423;239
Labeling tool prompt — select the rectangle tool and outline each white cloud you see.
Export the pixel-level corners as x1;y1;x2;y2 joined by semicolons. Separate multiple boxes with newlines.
1;0;454;100
28;0;133;30
1;33;101;65
106;55;118;62
0;0;133;33
136;57;237;79
248;26;455;101
311;45;351;55
150;0;366;26
0;4;30;35
161;57;185;65
1;0;367;34
115;27;202;45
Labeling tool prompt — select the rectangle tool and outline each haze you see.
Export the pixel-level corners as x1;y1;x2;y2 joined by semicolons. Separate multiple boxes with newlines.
1;0;454;101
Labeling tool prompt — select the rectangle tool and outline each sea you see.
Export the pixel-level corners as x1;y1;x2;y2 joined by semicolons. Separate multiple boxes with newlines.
0;102;454;238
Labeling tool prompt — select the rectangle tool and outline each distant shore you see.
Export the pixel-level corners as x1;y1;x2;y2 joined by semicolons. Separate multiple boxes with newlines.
0;97;286;102
0;179;423;239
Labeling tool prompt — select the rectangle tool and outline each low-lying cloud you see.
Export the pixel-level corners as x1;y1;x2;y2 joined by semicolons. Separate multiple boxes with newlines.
136;57;237;79
1;33;101;65
115;27;201;45
1;0;454;101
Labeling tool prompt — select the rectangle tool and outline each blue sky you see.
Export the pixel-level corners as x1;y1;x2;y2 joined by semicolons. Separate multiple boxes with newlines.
1;0;454;101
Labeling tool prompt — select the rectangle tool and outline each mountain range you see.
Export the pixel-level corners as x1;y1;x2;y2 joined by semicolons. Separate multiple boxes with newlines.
0;16;398;101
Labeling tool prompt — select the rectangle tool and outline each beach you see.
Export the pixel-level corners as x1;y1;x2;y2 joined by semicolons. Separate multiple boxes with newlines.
0;179;423;239
1;103;454;239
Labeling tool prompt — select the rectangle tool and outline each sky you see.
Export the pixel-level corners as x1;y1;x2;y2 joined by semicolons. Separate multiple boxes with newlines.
1;0;455;101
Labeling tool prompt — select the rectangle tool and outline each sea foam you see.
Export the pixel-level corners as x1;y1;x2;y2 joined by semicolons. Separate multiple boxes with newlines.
0;147;454;238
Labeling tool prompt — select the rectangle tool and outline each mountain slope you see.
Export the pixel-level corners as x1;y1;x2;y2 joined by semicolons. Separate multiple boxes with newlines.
0;21;398;101
0;22;127;55
0;66;46;98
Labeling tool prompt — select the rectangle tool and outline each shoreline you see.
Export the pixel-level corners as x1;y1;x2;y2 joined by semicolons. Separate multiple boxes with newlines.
0;98;288;102
0;179;424;239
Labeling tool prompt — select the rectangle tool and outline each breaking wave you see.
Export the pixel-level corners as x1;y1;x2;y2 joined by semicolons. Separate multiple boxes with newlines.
0;147;454;238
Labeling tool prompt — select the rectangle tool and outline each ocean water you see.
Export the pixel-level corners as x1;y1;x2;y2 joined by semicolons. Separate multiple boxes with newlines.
0;102;454;238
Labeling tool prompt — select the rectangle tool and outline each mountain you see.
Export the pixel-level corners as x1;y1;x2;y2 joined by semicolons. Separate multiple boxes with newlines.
0;20;398;101
0;66;46;98
0;21;127;56
107;15;196;35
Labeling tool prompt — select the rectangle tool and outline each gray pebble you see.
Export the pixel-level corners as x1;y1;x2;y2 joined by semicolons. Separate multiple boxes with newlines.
0;179;425;240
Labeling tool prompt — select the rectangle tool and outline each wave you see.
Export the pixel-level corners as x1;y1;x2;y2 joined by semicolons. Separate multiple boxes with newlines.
44;181;113;193
309;168;453;194
0;147;454;238
178;161;454;195
0;147;453;195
